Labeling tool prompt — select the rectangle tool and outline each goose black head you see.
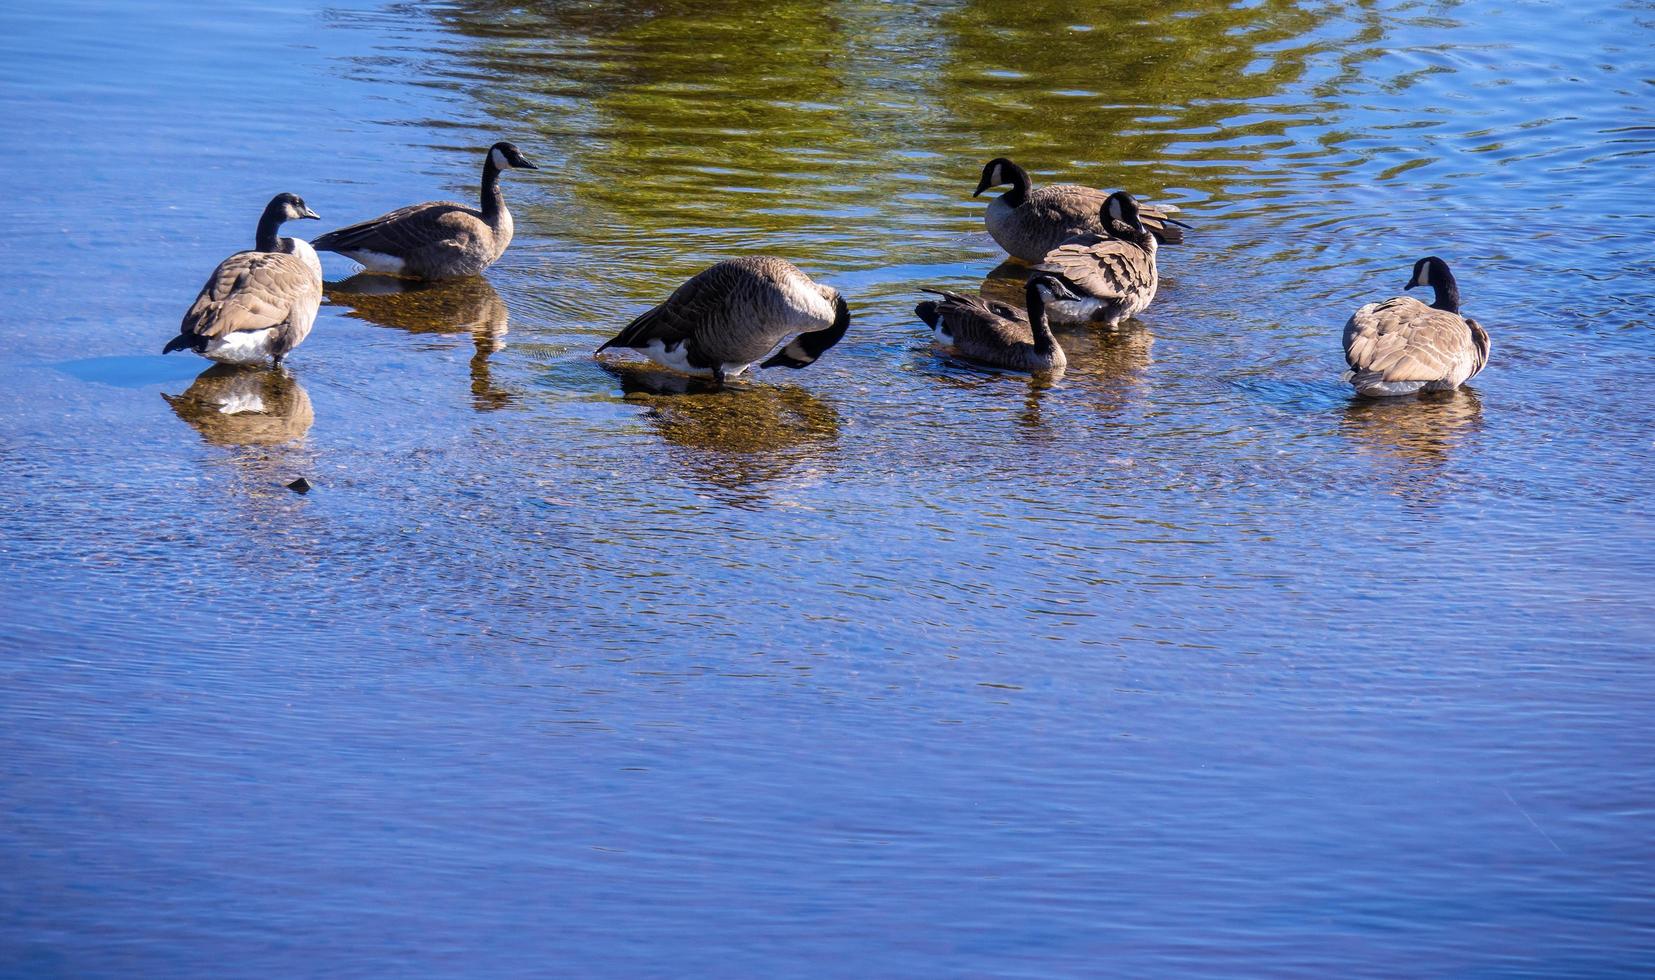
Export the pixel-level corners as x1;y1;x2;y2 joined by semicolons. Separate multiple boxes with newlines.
973;157;1027;198
1027;274;1081;307
1406;256;1451;292
1405;255;1461;313
268;193;320;223
488;141;538;171
255;193;319;251
1103;191;1146;239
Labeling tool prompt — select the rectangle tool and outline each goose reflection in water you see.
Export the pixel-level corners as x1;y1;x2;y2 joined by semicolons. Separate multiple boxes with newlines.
163;364;314;446
602;362;840;501
1340;388;1484;488
326;274;512;411
163;364;318;503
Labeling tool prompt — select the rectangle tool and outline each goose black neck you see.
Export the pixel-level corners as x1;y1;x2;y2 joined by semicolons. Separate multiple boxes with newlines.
254;208;286;252
1000;162;1031;208
806;294;852;355
481;156;504;219
1025;279;1056;354
1428;270;1461;314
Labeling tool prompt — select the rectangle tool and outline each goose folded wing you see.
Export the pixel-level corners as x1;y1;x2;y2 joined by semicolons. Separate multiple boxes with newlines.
600;266;744;351
921;289;1029;346
1343;301;1462;381
183;253;315;338
313;201;473;253
1035;237;1143;299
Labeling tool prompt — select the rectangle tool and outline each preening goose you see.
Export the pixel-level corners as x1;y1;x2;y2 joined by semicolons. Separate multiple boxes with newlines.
974;157;1186;263
163;193;323;366
597;256;851;384
1342;256;1491;397
1032;191;1159;327
915;275;1078;373
312;141;537;279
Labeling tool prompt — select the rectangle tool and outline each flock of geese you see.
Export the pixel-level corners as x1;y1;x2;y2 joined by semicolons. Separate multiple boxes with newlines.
163;141;1491;399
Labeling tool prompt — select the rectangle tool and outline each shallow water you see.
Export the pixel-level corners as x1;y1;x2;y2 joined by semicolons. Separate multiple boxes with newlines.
2;0;1654;973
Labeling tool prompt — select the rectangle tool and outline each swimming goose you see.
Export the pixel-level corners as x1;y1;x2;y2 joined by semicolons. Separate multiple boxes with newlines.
1032;191;1158;327
163;193;323;366
974;157;1186;263
597;256;851;384
312;141;537;279
915;275;1078;373
1342;256;1491;397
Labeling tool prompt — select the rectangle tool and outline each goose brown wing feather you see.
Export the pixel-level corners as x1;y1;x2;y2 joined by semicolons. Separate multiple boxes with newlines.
312;201;485;254
601;262;751;351
920;288;1032;347
1035;235;1151;300
181;251;320;339
1343;297;1472;382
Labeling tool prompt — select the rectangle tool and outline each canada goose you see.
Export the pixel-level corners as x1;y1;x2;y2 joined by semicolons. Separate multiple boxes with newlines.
915;274;1077;373
1032;191;1158;327
162;193;323;366
974;157;1186;263
312;141;537;279
1342;256;1491;397
597;256;851;384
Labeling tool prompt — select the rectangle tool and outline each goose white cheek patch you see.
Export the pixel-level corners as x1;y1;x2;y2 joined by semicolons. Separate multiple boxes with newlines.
490;148;508;170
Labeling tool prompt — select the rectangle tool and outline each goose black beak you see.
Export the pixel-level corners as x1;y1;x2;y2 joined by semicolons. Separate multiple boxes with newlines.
1164;216;1192;229
300;208;321;220
1404;281;1418;290
517;158;539;170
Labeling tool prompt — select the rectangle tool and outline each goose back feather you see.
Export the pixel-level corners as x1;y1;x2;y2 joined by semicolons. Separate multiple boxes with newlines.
598;256;850;381
1343;297;1490;396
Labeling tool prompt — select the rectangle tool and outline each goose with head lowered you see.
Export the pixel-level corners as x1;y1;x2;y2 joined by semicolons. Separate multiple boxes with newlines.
1343;256;1490;397
163;193;323;366
1031;191;1159;328
312;141;537;280
915;274;1077;374
597;256;850;385
974;157;1187;263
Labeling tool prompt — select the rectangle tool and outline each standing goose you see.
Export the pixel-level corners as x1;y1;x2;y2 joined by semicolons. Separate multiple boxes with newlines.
914;275;1078;373
596;256;851;384
1342;256;1491;397
1032;191;1159;327
163;193;323;366
974;157;1186;263
312;141;537;279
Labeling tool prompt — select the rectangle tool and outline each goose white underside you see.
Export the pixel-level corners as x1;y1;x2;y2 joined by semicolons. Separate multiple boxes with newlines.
641;339;752;379
341;250;408;274
932;324;954;345
1044;296;1112;325
204;329;278;365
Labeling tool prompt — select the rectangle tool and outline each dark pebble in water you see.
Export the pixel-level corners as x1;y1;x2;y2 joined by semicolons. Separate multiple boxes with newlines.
286;478;312;494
